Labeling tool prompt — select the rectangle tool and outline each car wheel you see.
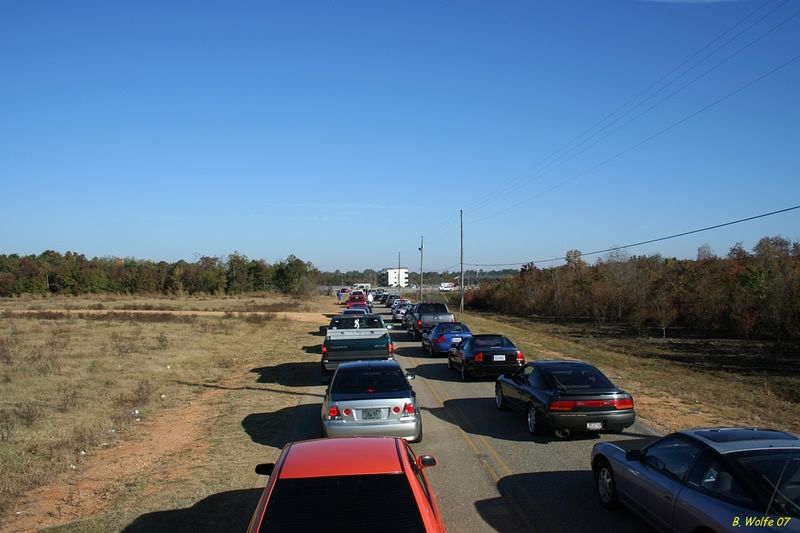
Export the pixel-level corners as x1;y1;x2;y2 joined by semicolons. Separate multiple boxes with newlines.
495;384;508;410
460;362;469;382
595;458;620;510
526;404;542;435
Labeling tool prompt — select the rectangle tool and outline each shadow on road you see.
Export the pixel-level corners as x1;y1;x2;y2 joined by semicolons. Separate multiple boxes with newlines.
475;471;653;533
250;362;320;388
404;362;461;383
302;344;322;354
424;397;604;443
242;402;323;448
393;346;426;358
122;488;261;533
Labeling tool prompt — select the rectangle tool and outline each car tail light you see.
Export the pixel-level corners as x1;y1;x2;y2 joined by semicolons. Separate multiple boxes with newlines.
417;319;423;328
403;403;416;415
321;344;327;355
614;397;634;410
474;352;484;362
388;342;394;354
549;400;577;411
392;406;401;414
343;408;352;416
451;317;456;323
328;405;341;418
436;335;446;343
516;351;524;362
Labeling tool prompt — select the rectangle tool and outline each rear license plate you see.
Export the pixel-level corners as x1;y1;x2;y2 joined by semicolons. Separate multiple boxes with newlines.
361;409;382;420
587;422;603;430
493;354;505;362
451;337;462;343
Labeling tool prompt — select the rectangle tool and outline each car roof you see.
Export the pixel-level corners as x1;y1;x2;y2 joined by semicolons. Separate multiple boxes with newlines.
337;359;403;371
279;437;403;478
532;360;591;367
680;427;800;454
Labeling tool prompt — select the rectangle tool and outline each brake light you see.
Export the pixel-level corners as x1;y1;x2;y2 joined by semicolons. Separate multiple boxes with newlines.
516;351;524;362
392;406;401;414
322;344;327;355
474;352;484;362
436;335;446;343
388;342;394;354
417;319;422;328
328;405;340;418
403;403;416;415
343;408;352;416
614;397;634;410
549;400;576;411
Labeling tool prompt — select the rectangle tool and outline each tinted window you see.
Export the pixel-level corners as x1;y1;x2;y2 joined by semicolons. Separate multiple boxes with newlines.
687;455;755;507
527;369;546;388
435;323;469;334
329;317;384;329
416;303;449;314
261;474;425;532
332;368;410;394
544;365;614;390
730;449;800;517
643;437;704;481
473;336;512;348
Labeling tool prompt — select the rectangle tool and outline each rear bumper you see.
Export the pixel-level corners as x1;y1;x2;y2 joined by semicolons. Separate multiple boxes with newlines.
548;410;636;432
321;356;393;374
323;417;421;441
465;361;524;378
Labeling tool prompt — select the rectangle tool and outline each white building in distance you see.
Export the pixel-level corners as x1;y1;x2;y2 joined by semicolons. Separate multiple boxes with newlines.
381;268;409;288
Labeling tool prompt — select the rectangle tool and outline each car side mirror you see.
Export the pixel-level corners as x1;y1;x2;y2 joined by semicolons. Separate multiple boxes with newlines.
417;455;437;469
406;372;415;381
625;450;642;462
255;463;275;476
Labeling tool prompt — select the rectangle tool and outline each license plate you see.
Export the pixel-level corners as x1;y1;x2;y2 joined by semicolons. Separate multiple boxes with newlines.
451;337;462;343
493;354;505;362
361;409;382;420
587;422;603;430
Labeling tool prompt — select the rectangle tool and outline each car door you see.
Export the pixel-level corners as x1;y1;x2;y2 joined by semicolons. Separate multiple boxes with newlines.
452;338;469;367
622;437;705;531
505;365;533;411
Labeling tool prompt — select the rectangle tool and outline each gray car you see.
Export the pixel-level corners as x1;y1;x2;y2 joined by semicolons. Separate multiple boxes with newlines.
591;427;800;532
322;360;422;442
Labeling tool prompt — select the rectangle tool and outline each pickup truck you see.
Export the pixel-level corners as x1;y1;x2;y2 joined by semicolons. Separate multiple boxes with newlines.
320;314;394;382
404;302;456;341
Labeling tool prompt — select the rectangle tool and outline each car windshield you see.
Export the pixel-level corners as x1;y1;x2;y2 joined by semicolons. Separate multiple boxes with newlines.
730;449;800;518
332;368;410;394
473;336;512;348
544;366;615;390
437;323;469;334
329;317;384;329
260;473;426;532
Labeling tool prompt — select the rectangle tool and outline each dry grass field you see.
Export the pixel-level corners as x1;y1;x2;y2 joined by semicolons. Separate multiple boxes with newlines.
0;293;797;531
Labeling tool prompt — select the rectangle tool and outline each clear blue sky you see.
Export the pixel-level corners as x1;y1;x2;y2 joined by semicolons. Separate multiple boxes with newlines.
1;0;798;272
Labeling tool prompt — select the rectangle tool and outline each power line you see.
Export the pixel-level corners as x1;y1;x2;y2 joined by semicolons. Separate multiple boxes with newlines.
471;51;800;225
464;204;800;268
464;0;783;212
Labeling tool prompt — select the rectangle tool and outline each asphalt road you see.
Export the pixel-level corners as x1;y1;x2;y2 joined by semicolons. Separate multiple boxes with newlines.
296;306;662;532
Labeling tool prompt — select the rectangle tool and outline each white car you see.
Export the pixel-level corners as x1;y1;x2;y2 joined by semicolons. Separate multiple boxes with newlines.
392;302;414;321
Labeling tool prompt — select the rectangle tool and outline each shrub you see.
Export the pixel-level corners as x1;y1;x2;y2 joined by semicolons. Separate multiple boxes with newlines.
14;402;44;427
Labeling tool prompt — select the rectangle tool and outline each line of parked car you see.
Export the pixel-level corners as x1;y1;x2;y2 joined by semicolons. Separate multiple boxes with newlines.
246;287;800;532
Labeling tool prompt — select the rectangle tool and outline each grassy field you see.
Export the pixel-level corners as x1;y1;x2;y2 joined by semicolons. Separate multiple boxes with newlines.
0;294;797;531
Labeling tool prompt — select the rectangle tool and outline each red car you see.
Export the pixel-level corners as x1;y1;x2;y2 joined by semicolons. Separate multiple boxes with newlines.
346;294;367;308
247;437;445;532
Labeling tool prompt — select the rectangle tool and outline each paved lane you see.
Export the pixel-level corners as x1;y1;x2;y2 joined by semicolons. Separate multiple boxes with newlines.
378;306;659;533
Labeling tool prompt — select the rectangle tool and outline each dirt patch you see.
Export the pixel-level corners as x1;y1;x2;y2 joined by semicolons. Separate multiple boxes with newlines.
4;387;223;532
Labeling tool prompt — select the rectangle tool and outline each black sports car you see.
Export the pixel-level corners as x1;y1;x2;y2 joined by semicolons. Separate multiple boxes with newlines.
494;360;635;438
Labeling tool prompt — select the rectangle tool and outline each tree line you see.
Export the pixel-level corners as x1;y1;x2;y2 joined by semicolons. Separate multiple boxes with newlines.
0;251;320;297
464;236;800;344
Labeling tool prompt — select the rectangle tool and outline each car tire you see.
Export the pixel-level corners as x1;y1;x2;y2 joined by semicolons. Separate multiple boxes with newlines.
595;458;620;510
495;384;508;410
460;362;469;382
526;404;543;435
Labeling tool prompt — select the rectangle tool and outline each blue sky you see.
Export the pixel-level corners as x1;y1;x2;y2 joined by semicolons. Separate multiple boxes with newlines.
1;0;798;272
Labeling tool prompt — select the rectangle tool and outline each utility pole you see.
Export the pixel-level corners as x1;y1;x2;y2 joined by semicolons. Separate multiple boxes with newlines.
459;209;464;314
418;236;423;301
397;251;401;291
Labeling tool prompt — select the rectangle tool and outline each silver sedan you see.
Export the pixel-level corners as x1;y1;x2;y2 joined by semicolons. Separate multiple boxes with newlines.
322;360;422;442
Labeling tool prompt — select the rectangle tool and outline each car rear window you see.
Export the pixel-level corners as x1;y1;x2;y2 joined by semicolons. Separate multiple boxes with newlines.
329;317;384;329
332;368;410;394
472;336;512;348
260;473;426;532
416;303;449;314
437;323;468;333
544;366;615;390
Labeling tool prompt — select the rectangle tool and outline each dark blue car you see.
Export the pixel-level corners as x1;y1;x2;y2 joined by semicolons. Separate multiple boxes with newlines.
421;322;472;357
